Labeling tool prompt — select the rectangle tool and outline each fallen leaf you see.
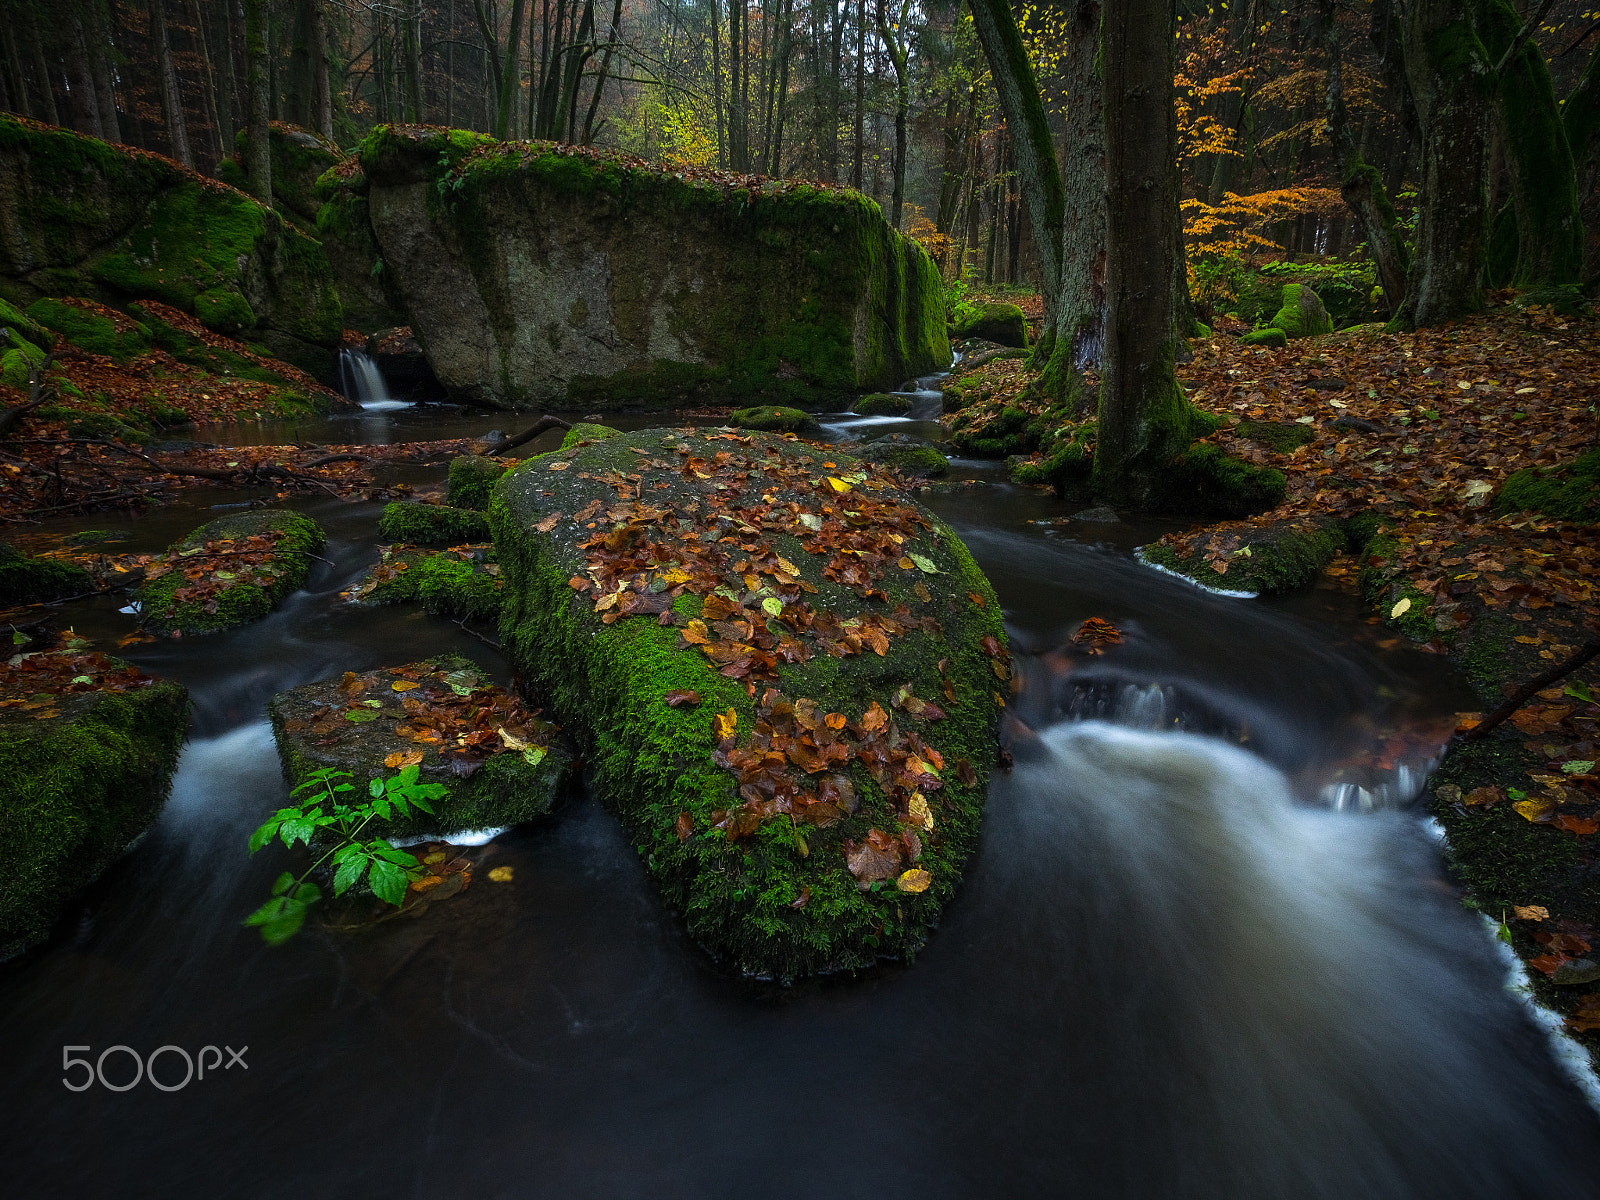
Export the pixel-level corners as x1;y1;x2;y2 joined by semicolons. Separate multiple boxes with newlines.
896;868;932;893
487;866;514;882
383;750;424;768
392;680;419;692
1514;796;1557;823
1554;814;1599;836
1513;905;1551;921
1390;596;1412;619
664;689;702;708
714;707;738;740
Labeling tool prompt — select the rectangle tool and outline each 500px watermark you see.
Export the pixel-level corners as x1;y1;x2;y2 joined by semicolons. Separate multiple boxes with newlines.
62;1044;247;1092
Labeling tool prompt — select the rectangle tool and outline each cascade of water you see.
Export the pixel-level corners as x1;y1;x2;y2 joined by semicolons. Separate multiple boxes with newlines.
337;348;411;412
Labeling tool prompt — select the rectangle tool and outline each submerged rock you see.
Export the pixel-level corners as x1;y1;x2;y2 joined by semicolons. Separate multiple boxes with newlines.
0;647;187;960
137;509;326;635
347;543;504;620
730;405;822;435
377;501;492;545
0;542;91;605
490;427;1008;979
269;655;572;840
339;125;949;410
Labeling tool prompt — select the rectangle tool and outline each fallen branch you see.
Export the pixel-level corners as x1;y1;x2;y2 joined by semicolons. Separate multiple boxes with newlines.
1460;637;1600;742
453;616;503;652
480;415;571;456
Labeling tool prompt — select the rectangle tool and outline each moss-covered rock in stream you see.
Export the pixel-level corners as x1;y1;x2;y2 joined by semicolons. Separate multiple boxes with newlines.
731;405;822;434
1150;444;1286;518
269;655;573;842
377;501;492;546
1270;284;1334;339
853;392;912;416
852;439;948;478
561;422;624;448
1493;448;1600;524
0;114;342;377
489;427;1009;980
347;543;504;620
1139;516;1346;595
0;652;187;960
447;455;509;511
0;542;91;604
951;302;1028;348
340;125;949;410
138;510;325;635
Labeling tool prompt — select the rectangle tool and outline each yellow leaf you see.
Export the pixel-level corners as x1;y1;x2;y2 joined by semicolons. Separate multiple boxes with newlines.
775;556;802;576
1513;905;1550;921
896;869;932;893
1514;797;1556;823
825;476;852;493
383;749;424;769
899;556;916;569
487;866;514;883
714;707;738;740
657;568;691;584
907;793;934;831
497;726;528;751
392;680;420;692
1390;596;1411;619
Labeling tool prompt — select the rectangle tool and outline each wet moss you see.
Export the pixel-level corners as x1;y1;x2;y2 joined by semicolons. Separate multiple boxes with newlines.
1152;444;1287;517
952;302;1028;348
377;501;491;546
24;298;149;361
853;443;949;478
192;288;256;335
730;406;822;434
560;422;624;449
138;509;325;635
0;543;92;604
446;455;508;511
0;676;188;960
853;392;912;416
0;297;52;352
489;428;1007;980
1140;517;1342;595
1269;284;1334;339
1236;419;1318;453
1242;328;1288;348
1493;448;1600;523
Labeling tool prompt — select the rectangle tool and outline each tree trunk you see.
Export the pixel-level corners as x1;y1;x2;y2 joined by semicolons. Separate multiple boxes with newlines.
3;22;32;119
243;0;271;205
851;0;864;188
66;9;105;138
710;0;726;166
496;0;528;139
309;0;332;136
151;0;193;166
402;0;423;123
1563;40;1600;284
1320;0;1408;316
24;4;59;126
1096;0;1206;502
1054;0;1106;378
1393;0;1493;328
876;0;910;229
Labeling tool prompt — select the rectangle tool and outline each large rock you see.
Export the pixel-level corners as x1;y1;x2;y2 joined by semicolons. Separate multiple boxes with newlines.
339;125;950;410
952;301;1029;348
0;115;343;377
490;427;1009;979
0;648;187;959
221;122;342;230
1270;284;1333;339
138;509;326;635
269;655;572;840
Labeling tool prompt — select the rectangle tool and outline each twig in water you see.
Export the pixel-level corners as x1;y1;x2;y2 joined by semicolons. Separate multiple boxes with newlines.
454;616;503;652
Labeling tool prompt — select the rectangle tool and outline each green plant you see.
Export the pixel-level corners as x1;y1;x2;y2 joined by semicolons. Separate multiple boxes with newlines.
945;271;981;328
243;765;447;943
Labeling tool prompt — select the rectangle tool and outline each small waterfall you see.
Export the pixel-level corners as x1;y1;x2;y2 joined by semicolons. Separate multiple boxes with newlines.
338;348;411;411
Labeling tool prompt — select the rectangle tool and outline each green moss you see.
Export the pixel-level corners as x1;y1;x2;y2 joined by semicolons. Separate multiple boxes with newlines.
853;443;949;477
24;298;148;361
489;428;1007;980
1140;518;1342;595
2;346;40;388
446;455;508;510
559;422;623;449
1493;448;1600;522
0;677;188;959
952;301;1028;348
1236;419;1318;453
193;288;256;335
34;405;151;444
730;406;822;434
138;510;326;635
1151;444;1286;517
852;392;912;416
0;297;52;353
1268;283;1333;339
0;543;92;604
948;404;1038;457
377;502;491;546
1242;327;1288;348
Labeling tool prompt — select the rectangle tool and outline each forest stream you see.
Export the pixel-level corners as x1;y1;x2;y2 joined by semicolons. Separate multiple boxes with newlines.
5;374;1600;1198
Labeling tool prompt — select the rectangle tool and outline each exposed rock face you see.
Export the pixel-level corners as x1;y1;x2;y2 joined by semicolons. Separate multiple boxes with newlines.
489;427;1008;979
0;115;343;377
341;126;950;411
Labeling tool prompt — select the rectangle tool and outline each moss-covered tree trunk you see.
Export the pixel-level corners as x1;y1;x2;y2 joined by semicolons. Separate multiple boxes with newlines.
243;0;272;205
1396;0;1493;328
1096;0;1207;502
1321;0;1408;316
1055;0;1106;380
1480;0;1582;287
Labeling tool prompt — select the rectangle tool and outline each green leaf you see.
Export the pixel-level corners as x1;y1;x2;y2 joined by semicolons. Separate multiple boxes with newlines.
761;596;783;617
270;871;297;897
362;699;382;708
397;763;420;787
1562;760;1596;775
345;709;379;723
1566;681;1596;704
244;896;309;944
909;553;940;574
372;795;392;820
292;881;321;905
367;857;408;906
523;745;547;767
369;777;384;799
279;816;316;847
332;854;367;896
249;819;283;854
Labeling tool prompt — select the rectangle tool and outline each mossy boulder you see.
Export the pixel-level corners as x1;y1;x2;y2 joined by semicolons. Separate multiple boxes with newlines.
377;501;492;546
730;405;822;435
853;439;948;478
138;509;326;635
0;652;188;959
268;655;573;842
1139;516;1345;595
947;403;1039;457
489;427;1009;980
560;421;623;448
1236;419;1318;453
24;297;149;361
1493;448;1600;524
234;122;343;228
1152;444;1287;518
853;392;912;416
344;124;949;409
347;543;504;620
0;114;342;377
1269;284;1333;339
447;454;509;510
952;302;1028;348
1008;425;1097;496
1242;327;1289;349
0;296;53;353
0;542;92;604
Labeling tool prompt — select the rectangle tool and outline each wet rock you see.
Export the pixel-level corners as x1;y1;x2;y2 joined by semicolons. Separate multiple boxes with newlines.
1304;376;1347;392
852;392;912;417
1237;419;1318;453
366;326;440;399
490;426;1008;979
1139;515;1347;596
446;455;508;511
853;438;949;478
0;542;92;605
1551;958;1600;986
346;543;503;620
1071;506;1121;523
377;501;491;546
269;655;573;841
136;510;326;635
561;422;624;448
730;406;822;435
0;649;187;960
952;302;1028;348
1332;416;1385;434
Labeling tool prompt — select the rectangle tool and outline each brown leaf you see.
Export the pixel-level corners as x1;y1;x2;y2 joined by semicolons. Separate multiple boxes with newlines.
664;689;702;708
674;811;694;841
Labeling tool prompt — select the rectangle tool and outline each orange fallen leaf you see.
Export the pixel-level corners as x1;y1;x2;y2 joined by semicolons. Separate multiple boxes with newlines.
383;750;424;769
1513;905;1551;921
1554;814;1599;836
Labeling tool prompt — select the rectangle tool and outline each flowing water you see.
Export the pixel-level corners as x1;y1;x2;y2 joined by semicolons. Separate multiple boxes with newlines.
5;376;1600;1196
